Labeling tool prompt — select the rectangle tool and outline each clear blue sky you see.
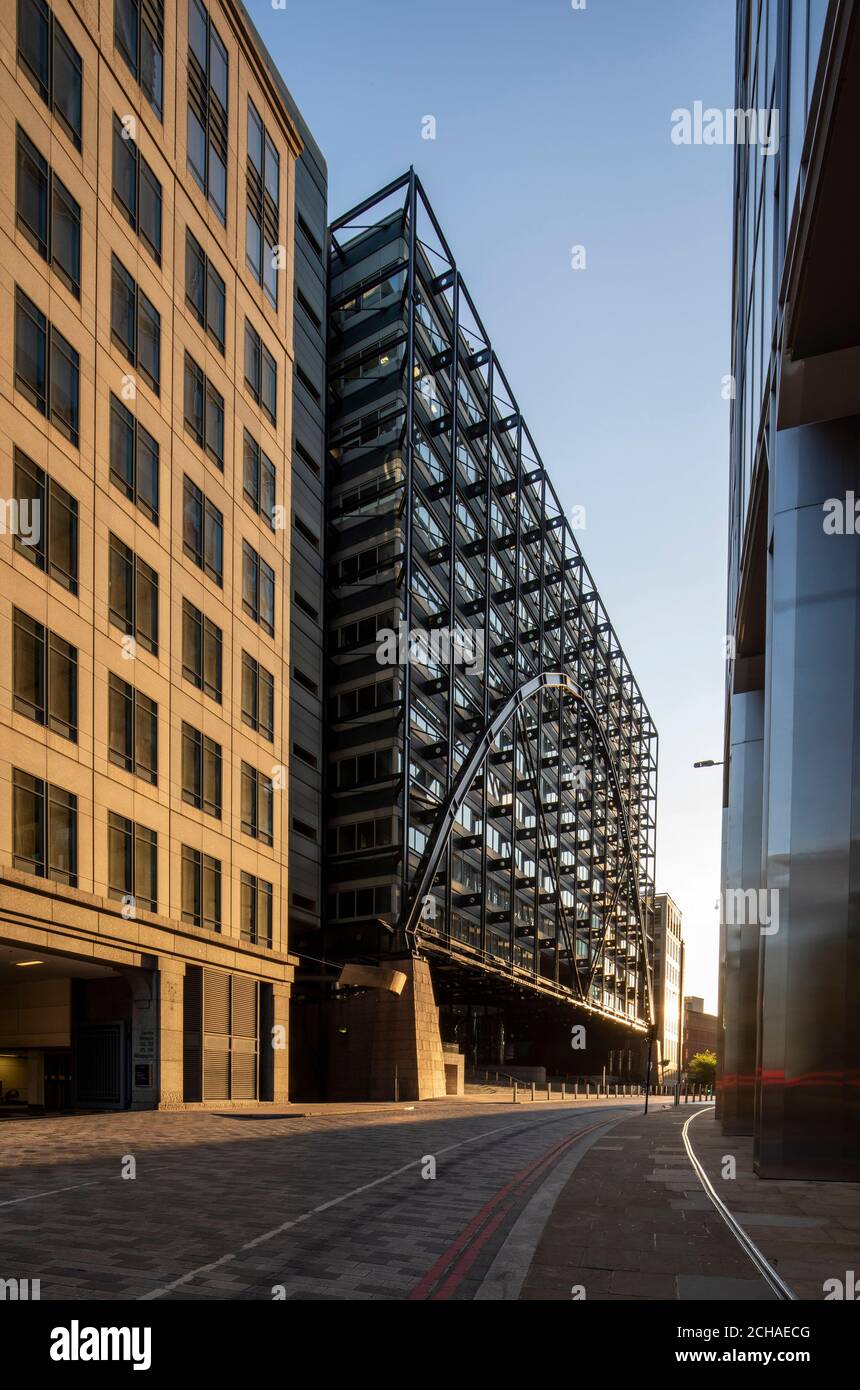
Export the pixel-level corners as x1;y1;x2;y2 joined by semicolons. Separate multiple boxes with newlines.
247;0;736;1011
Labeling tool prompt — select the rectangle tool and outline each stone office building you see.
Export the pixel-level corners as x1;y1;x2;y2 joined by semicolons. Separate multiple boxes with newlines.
0;0;326;1112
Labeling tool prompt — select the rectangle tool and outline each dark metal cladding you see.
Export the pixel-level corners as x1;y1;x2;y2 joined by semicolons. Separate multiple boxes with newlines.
323;172;658;1042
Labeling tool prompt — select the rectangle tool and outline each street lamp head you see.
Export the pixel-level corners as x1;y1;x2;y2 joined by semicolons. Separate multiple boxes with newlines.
693;759;723;769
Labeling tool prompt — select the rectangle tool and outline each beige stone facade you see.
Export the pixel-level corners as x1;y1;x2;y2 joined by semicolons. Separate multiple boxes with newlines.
652;892;683;1086
0;0;302;1109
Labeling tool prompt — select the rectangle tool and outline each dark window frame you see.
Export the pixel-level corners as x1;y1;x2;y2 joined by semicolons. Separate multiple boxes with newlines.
183;352;225;469
109;393;159;525
14;286;80;446
114;0;164;120
13;769;77;886
181;598;222;702
240;870;272;947
107;810;157;911
16;0;83;152
110;254;161;394
12;608;77;741
112;115;162;264
246;97;280;308
108;532;159;655
241;651;275;741
242;429;276;529
240;762;273;846
185;228;225;352
15;124;81;297
182;475;224;586
243;319;277;424
13;447;79;593
241;540;275;637
108;671;158;784
181;721;222;819
181;845;222;931
186;0;228;224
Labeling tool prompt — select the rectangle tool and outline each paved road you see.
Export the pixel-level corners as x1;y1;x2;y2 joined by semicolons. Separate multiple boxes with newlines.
0;1100;650;1301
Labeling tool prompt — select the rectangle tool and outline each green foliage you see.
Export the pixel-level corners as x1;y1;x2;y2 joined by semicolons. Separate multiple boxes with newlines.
687;1050;717;1084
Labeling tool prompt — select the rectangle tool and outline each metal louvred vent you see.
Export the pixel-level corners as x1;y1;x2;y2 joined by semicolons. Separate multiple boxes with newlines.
204;968;230;1035
203;1041;230;1100
232;976;258;1038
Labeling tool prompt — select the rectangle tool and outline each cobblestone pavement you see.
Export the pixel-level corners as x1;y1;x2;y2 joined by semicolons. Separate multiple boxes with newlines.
0;1097;649;1301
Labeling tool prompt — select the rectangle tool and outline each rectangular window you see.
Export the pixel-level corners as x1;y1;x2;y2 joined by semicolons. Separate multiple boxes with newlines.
244;320;277;424
182;723;222;818
13;448;78;592
241;652;275;741
296;364;321;405
242;541;275;637
241;763;273;845
294;591;319;621
292;742;318;770
108;673;157;783
294;437;320;478
114;0;164;119
185;229;225;351
13;769;77;885
297;211;322;259
296;287;321;331
109;394;159;524
182;476;223;586
294;667;319;697
242;430;276;528
294;514;320;550
186;0;228;223
13;609;77;740
240;871;273;947
112;116;162;263
246;98;280;307
111;255;160;393
181;599;222;702
181;846;221;931
108;533;159;655
15;125;81;297
17;0;83;151
108;811;156;911
14;287;80;445
183;353;224;468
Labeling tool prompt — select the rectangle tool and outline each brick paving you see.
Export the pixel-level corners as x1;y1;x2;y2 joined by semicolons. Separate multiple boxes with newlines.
685;1110;860;1301
0;1097;642;1301
6;1098;851;1302
520;1102;860;1301
521;1103;780;1300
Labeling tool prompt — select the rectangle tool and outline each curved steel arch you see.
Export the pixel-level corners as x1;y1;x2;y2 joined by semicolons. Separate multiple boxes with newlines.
401;671;654;1025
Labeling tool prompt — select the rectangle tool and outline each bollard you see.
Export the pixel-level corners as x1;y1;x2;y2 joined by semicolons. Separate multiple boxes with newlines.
513;1079;517;1104
547;1082;552;1101
562;1082;566;1100
531;1082;536;1102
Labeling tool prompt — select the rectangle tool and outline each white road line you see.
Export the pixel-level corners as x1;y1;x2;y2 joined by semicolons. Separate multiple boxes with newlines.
0;1180;102;1208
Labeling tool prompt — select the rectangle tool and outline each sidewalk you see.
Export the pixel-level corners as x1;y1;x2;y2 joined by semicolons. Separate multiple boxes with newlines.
685;1110;860;1301
521;1103;779;1300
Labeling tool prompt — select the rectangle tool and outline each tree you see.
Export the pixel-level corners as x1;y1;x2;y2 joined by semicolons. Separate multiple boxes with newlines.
687;1050;716;1085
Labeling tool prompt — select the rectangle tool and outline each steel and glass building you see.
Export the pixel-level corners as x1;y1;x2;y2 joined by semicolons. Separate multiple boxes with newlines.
306;172;658;1080
720;0;860;1178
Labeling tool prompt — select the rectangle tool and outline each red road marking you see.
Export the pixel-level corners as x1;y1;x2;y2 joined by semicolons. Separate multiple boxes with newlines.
409;1116;610;1301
